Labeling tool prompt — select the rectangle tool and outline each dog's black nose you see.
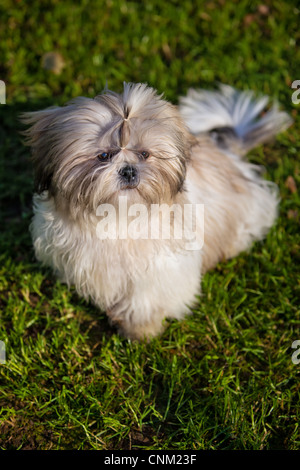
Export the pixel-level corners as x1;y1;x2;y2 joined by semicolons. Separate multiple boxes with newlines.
119;165;139;188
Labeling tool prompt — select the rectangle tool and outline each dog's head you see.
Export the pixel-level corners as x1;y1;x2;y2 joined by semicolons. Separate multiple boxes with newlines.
22;83;191;215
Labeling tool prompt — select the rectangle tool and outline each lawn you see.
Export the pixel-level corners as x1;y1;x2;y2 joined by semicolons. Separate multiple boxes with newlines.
0;0;299;450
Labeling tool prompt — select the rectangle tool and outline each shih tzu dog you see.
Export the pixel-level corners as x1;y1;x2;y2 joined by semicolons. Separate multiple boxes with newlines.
22;83;291;340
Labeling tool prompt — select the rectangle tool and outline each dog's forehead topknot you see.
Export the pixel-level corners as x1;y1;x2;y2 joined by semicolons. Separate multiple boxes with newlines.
94;82;167;121
93;82;174;149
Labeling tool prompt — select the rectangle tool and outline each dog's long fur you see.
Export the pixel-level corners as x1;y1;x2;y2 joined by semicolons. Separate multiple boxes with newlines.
21;83;291;340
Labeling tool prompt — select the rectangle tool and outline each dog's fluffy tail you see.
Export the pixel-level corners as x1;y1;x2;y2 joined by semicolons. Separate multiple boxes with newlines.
179;85;292;154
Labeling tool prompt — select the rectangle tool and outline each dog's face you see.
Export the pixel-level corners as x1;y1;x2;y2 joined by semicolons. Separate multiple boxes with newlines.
22;83;191;215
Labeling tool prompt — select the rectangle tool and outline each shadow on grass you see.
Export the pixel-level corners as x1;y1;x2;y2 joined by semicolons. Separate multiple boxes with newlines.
0;100;57;259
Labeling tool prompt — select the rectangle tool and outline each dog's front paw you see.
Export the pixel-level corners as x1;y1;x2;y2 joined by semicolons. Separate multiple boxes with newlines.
109;313;167;341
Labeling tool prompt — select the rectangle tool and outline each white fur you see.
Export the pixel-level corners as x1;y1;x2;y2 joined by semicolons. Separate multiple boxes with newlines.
179;84;292;151
31;194;202;338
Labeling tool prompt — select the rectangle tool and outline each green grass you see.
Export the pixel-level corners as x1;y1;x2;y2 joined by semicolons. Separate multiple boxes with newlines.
0;0;300;450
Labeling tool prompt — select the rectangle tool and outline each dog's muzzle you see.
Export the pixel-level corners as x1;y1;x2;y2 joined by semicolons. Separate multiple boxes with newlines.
118;165;140;188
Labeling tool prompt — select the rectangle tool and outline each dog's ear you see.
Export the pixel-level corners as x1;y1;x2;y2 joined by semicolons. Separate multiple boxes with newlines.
20;107;62;194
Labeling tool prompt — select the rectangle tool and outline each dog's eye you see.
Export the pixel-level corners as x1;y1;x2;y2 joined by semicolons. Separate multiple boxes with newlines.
97;151;114;162
140;151;150;160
